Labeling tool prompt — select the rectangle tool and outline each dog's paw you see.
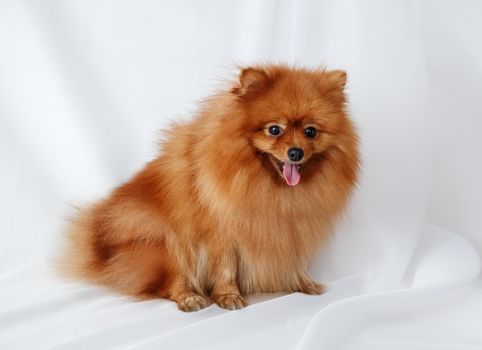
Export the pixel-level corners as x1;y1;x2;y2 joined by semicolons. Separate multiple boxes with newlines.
298;279;327;295
176;293;211;312
214;294;247;310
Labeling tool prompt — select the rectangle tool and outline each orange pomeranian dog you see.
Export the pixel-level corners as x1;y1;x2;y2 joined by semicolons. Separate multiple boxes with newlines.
59;64;359;312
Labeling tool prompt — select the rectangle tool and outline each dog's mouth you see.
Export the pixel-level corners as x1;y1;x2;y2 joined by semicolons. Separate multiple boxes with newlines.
269;156;302;186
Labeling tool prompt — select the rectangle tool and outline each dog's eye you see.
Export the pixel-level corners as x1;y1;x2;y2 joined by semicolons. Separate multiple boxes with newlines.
304;127;317;139
268;125;283;136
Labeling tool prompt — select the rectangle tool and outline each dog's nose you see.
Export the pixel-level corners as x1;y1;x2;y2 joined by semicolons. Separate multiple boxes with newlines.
287;147;304;162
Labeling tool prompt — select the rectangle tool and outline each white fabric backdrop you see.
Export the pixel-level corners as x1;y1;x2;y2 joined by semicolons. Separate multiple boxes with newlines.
1;1;481;349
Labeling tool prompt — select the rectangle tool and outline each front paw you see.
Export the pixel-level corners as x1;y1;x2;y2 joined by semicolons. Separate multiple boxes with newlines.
176;293;212;312
298;279;326;295
213;294;247;310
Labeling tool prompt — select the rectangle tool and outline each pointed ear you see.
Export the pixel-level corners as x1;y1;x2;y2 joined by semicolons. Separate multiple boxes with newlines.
320;70;347;102
325;70;347;90
231;67;271;96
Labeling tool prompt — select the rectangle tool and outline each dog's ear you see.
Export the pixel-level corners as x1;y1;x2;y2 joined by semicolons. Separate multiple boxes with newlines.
319;70;347;103
325;70;347;90
231;67;271;97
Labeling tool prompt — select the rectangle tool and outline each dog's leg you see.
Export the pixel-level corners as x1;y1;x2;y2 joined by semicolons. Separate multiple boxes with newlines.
208;248;247;310
167;247;212;312
296;272;326;295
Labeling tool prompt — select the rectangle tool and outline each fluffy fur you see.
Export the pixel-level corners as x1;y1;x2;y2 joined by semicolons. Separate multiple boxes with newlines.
59;64;359;311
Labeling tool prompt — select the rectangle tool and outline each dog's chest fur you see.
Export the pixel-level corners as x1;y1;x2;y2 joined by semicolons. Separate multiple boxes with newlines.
192;199;326;294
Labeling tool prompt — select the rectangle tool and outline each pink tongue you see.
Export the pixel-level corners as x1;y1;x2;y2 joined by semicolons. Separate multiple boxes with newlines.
282;163;301;186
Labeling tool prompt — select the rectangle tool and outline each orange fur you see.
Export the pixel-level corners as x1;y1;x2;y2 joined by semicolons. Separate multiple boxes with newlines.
58;64;360;311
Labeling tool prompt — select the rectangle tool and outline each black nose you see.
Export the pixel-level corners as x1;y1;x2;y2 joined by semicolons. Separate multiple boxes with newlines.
287;147;304;162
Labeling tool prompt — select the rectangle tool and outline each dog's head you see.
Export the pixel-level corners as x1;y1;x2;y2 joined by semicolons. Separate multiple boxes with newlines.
231;65;356;186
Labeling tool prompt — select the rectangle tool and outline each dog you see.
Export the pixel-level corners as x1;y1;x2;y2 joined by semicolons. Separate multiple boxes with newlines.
59;64;360;311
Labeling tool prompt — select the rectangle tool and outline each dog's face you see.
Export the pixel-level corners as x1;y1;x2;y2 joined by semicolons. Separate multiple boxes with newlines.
232;66;352;186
